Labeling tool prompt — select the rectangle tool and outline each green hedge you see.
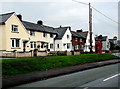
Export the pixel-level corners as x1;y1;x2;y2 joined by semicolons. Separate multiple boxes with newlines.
2;53;119;77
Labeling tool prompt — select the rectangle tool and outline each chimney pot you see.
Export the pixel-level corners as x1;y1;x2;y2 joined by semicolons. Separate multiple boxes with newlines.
17;14;22;21
60;25;62;28
77;29;82;32
37;20;43;25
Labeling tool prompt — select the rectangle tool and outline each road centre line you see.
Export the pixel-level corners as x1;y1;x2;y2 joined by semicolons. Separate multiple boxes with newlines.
83;87;88;89
103;73;120;81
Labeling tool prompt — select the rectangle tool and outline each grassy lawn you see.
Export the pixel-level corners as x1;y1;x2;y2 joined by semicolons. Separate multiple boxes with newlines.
2;53;120;77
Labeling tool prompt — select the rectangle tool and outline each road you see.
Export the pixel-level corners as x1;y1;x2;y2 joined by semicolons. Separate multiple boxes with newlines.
14;63;119;88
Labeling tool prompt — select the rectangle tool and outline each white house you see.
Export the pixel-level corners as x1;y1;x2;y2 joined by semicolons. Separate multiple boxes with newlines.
95;36;110;52
76;30;95;52
54;26;72;52
21;19;58;52
101;36;110;51
84;31;95;52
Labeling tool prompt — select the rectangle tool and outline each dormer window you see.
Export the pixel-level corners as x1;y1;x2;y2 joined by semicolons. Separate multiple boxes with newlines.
30;31;35;36
12;25;18;32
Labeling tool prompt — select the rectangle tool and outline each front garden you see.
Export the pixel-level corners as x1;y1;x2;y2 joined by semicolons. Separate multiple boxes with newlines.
2;53;119;77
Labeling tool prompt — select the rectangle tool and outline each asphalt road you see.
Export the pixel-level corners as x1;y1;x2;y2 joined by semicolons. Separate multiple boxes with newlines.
15;63;119;88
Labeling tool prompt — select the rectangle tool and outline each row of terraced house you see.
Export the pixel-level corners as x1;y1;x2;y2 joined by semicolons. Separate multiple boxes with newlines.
0;12;95;57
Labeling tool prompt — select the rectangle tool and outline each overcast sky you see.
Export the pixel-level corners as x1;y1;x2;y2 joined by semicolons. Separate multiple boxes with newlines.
0;0;119;39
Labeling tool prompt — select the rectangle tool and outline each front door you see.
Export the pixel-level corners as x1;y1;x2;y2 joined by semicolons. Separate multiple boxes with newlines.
34;49;38;57
23;42;26;52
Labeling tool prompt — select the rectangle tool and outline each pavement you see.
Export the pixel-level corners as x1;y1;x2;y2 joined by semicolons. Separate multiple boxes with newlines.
2;59;120;88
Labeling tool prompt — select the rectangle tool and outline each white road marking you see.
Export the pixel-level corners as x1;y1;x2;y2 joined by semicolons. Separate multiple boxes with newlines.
83;87;88;89
103;73;120;81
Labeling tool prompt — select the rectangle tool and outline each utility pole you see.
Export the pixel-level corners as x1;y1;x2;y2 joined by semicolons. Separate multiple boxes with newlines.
89;3;93;53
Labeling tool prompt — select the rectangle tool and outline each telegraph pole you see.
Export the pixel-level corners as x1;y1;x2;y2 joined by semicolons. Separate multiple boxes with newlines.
89;3;93;53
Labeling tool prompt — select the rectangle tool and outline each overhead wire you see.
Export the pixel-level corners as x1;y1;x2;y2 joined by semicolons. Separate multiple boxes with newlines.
72;0;119;24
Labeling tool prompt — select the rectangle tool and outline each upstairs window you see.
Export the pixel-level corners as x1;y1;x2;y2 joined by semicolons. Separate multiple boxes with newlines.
67;35;69;39
80;39;82;42
75;38;78;41
43;33;47;37
11;38;20;48
30;31;35;36
12;25;18;32
50;34;53;38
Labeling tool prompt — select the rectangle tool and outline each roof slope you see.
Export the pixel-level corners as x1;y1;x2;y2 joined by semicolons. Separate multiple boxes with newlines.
55;27;70;39
77;31;88;39
95;36;107;41
0;12;14;25
71;31;85;38
22;21;58;34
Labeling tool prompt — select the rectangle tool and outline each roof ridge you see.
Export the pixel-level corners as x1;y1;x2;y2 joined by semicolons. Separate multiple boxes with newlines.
22;20;38;25
23;20;54;28
55;26;70;29
0;12;15;16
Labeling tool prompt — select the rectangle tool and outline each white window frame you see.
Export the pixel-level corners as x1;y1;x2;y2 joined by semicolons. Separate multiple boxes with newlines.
43;33;47;37
57;44;59;48
30;42;36;49
67;35;69;39
50;34;53;38
30;31;35;36
80;39;82;42
12;25;18;32
75;38;78;41
11;38;20;48
67;43;70;49
50;44;53;49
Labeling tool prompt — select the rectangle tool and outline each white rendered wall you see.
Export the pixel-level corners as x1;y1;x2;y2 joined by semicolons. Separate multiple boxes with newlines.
84;32;95;52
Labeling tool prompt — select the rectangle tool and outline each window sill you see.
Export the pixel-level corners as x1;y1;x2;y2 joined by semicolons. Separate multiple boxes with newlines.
11;47;21;49
11;31;19;33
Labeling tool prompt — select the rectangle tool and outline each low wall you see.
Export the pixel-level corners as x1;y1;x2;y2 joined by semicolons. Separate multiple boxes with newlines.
0;51;48;58
37;51;47;56
74;52;80;55
0;51;80;58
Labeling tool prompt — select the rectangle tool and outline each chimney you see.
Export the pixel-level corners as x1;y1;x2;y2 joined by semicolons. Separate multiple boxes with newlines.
60;25;62;28
17;14;22;21
76;29;82;32
37;20;43;25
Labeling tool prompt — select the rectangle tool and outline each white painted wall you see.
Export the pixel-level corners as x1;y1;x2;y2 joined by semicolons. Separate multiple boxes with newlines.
55;28;72;52
55;40;63;51
49;34;56;51
102;37;110;51
84;32;95;52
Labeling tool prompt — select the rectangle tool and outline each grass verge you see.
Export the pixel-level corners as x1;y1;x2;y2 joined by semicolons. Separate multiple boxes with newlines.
2;53;119;77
